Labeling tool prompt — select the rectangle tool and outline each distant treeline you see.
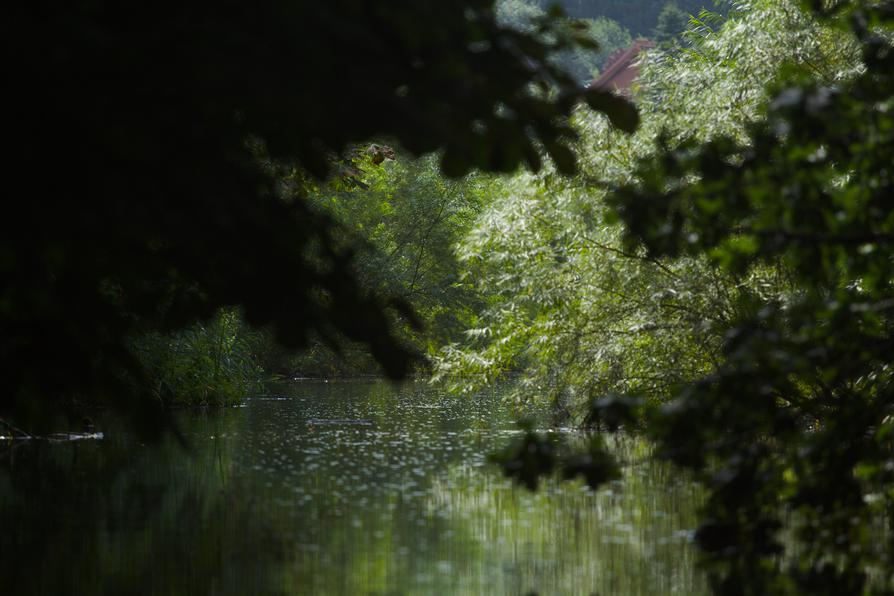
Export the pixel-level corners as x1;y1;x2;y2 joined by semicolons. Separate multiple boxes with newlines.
548;0;726;36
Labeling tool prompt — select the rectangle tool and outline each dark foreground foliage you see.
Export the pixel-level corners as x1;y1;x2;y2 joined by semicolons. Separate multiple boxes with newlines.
496;1;894;592
2;1;635;434
610;2;894;592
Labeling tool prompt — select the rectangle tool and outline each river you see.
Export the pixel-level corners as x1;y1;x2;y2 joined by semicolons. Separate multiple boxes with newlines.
0;380;706;595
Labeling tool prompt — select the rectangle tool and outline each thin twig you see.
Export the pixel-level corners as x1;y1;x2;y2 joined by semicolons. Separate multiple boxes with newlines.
0;417;33;440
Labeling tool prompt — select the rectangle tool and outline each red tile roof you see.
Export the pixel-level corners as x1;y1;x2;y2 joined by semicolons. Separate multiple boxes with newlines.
588;39;654;95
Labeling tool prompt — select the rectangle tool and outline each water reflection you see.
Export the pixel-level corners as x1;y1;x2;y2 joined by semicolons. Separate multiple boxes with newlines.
0;381;706;595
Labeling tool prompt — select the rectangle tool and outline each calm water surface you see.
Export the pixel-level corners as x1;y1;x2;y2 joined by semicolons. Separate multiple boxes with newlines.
0;381;706;595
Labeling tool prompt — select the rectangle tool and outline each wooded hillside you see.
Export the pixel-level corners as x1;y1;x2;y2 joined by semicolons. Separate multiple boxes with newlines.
551;0;722;36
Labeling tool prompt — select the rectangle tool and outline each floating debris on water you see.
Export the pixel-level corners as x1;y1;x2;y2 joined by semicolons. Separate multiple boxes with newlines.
1;432;104;442
46;432;105;442
307;418;374;427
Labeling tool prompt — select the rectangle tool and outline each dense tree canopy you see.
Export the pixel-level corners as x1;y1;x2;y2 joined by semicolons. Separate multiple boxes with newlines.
440;0;894;592
3;0;636;432
436;0;855;408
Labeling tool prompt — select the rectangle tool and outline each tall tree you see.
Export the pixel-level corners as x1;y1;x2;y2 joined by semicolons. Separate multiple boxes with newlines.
653;2;691;43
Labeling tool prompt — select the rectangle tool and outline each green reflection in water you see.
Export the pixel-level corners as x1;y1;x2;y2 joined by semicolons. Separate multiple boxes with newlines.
0;381;706;595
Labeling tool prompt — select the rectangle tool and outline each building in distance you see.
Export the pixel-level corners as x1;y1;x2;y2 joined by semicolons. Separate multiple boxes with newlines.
589;39;655;96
